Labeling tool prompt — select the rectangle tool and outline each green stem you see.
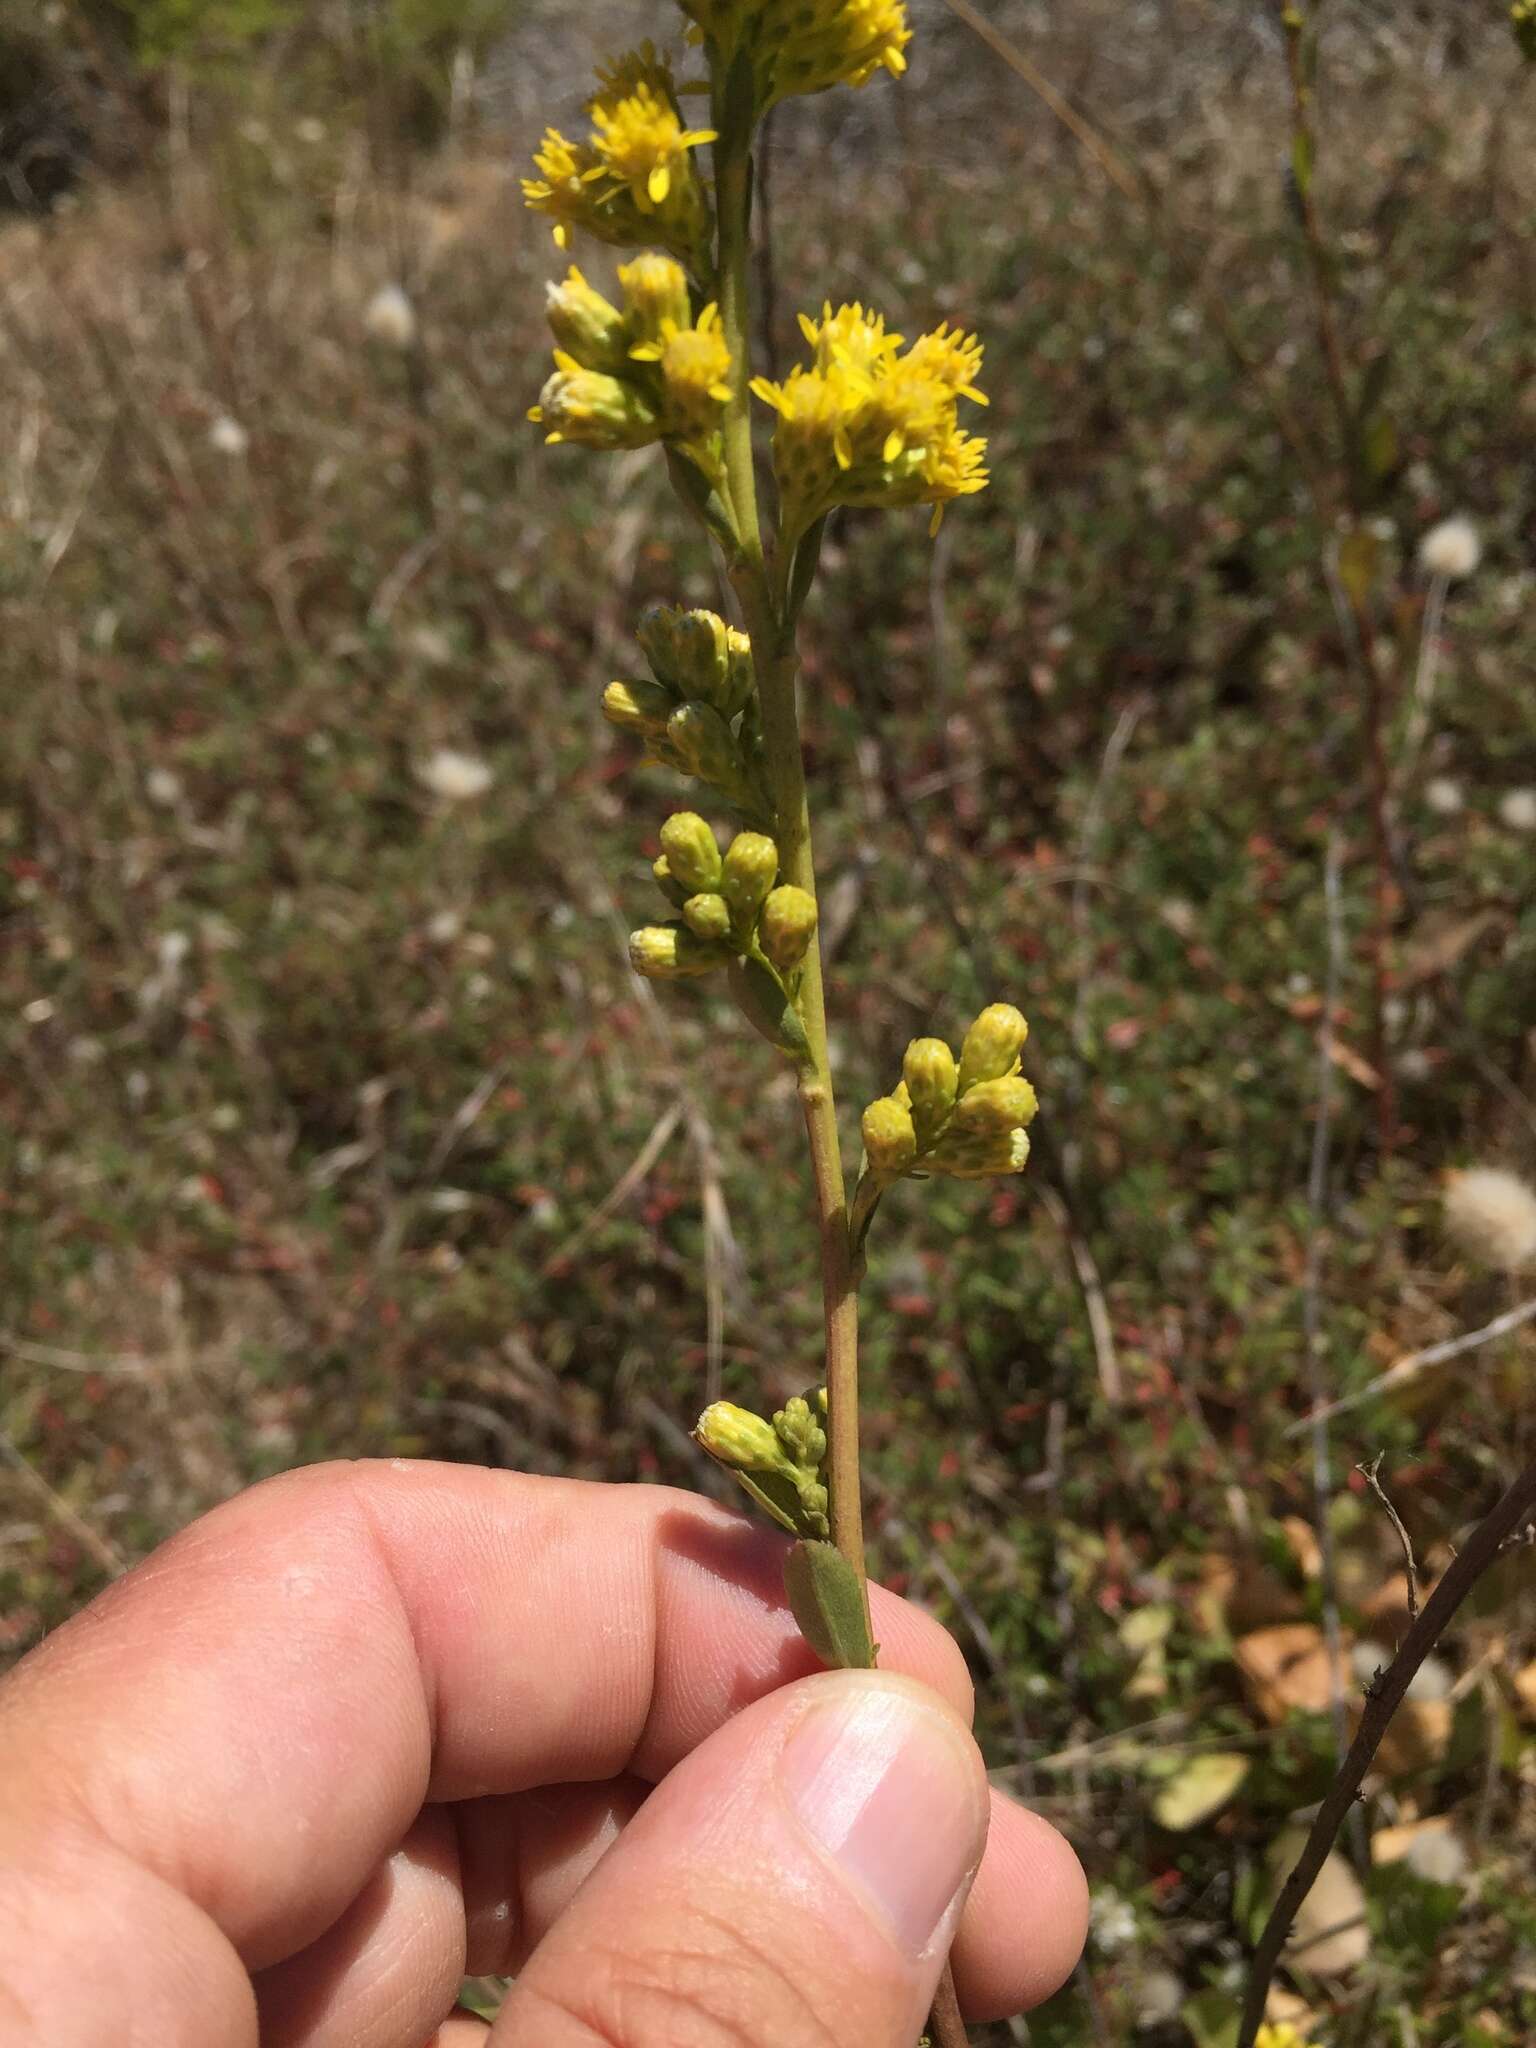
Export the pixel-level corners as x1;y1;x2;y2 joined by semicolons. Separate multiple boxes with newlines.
711;111;868;1609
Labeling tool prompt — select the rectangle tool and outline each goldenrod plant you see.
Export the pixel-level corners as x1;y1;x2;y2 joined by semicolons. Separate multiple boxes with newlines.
525;8;1025;2042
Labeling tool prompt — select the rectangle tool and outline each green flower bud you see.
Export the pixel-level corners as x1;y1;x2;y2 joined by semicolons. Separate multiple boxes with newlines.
928;1126;1031;1179
794;1475;829;1535
617;252;691;354
652;855;691;909
862;1095;918;1182
659;810;722;892
720;626;755;720
544;266;627;372
682;891;733;943
603;677;675;735
670;609;731;700
719;831;778;923
957;1002;1030;1092
948;1074;1038;1136
902;1037;958;1143
636;602;683;679
628;923;727;979
666;701;745;791
759;884;818;972
531;366;660;451
694;1401;791;1473
774;1395;827;1469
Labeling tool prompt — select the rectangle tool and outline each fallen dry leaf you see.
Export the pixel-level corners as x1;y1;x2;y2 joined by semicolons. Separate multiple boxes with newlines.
1272;1832;1371;1975
1236;1624;1351;1724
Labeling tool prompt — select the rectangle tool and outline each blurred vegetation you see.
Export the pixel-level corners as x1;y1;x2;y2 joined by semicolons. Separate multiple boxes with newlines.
2;3;1536;2043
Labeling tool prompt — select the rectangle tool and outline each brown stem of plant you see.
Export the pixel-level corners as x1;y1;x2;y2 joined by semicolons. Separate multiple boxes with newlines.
1352;598;1397;1155
927;1960;968;2048
1235;1454;1536;2048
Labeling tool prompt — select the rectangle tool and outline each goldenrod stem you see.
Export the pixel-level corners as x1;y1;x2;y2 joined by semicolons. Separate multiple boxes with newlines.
711;112;868;1610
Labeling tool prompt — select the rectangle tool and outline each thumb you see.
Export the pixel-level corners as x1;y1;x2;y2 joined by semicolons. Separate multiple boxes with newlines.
495;1670;990;2048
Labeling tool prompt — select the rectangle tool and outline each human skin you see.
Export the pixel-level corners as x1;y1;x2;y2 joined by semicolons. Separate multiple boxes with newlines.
0;1460;1087;2047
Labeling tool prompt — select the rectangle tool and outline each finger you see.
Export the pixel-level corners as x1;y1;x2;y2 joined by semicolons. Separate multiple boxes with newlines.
454;1776;1083;2019
253;1809;464;2048
952;1796;1087;2019
0;1460;974;1976
426;2021;491;2047
497;1672;995;2048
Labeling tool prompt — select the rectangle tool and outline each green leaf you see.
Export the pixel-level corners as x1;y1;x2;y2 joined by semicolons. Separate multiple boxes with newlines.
1181;1987;1239;2048
1336;525;1380;607
728;954;809;1059
1362;409;1398;480
784;1540;876;1669
731;1469;806;1536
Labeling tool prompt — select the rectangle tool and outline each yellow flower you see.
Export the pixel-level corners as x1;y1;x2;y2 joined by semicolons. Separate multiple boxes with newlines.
522;50;714;269
521;128;603;251
1255;2026;1322;2048
543;266;628;371
752;304;989;537
589;80;716;210
680;0;910;108
617;253;692;353
631;303;734;465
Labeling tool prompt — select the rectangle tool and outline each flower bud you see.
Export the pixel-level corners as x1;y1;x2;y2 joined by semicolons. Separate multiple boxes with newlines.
669;608;731;700
636;601;682;678
682;890;733;943
628;923;726;979
957;1002;1029;1091
948;1073;1038;1136
720;831;778;922
531;365;660;450
929;1126;1031;1179
721;626;755;719
659;810;722;892
862;1094;917;1181
694;1401;790;1472
902;1037;958;1142
774;1394;827;1469
602;677;675;734
666;700;744;790
651;855;690;908
544;266;627;372
794;1475;829;1535
759;885;818;971
618;251;691;353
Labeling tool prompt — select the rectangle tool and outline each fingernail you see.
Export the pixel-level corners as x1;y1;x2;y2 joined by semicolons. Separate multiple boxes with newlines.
778;1680;985;1957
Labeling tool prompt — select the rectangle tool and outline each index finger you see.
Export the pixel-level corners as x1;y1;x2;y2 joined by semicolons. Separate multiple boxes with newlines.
0;1459;973;1973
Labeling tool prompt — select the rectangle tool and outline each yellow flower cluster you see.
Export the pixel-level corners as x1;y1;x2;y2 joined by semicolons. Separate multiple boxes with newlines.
527;257;733;488
751;302;989;538
521;47;715;272
694;1390;829;1537
679;0;910;109
861;1004;1037;1184
1255;2027;1321;2048
630;812;818;988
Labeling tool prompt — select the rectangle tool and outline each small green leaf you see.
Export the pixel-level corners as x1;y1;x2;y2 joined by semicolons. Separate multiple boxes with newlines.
784;1539;876;1669
1362;409;1398;480
1181;1987;1239;2048
732;1469;806;1536
728;954;810;1059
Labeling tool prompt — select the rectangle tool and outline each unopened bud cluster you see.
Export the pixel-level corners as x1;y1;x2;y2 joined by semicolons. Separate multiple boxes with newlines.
604;602;770;821
629;811;817;985
861;1003;1038;1184
694;1389;829;1537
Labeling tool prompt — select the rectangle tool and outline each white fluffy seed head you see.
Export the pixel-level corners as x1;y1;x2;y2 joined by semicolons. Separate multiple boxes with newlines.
208;414;249;456
364;282;417;349
415;747;492;802
1418;514;1480;580
1443;1166;1536;1273
1424;776;1464;817
1497;788;1536;833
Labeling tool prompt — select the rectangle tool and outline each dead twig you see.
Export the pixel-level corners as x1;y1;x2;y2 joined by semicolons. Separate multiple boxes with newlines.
0;1432;126;1580
1287;1295;1536;1434
1236;1455;1536;2048
1357;1453;1421;1623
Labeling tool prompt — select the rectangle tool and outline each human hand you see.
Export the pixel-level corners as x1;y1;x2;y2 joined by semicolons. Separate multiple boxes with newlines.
0;1461;1086;2046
